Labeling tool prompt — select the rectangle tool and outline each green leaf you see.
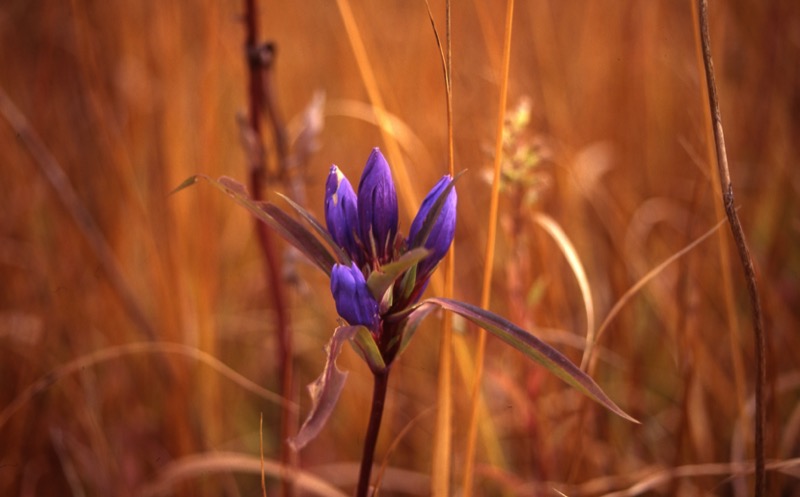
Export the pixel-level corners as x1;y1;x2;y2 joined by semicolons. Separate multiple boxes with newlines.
176;175;336;276
366;247;429;301
394;301;440;358
399;263;418;300
420;297;638;423
350;327;386;372
169;175;201;195
289;325;361;450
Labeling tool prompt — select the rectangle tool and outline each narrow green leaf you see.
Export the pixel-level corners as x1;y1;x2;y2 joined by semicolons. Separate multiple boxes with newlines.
394;301;440;358
377;283;394;315
350;327;386;372
366;247;429;301
399;263;418;300
169;175;201;195
289;325;361;450
421;297;638;423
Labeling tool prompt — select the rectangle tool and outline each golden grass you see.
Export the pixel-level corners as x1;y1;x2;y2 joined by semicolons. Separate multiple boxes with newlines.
1;1;799;496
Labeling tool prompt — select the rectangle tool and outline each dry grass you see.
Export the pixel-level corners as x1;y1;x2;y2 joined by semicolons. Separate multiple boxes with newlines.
1;1;799;496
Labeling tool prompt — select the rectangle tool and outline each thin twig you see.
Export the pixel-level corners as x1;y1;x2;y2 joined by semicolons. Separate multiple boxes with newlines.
688;0;750;471
696;1;767;495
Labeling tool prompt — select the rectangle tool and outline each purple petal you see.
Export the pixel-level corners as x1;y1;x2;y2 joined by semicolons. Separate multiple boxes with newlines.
408;175;457;277
330;263;379;328
325;166;360;260
357;148;398;263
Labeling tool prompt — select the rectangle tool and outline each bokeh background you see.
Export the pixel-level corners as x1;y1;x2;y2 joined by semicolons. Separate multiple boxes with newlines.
1;1;799;496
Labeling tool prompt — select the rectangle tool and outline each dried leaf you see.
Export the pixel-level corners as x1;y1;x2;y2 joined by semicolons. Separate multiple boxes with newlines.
289;325;361;450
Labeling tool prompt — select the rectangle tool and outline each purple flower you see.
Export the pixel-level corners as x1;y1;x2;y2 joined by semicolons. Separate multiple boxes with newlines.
357;148;398;263
408;175;457;278
325;166;361;261
185;145;636;457
330;262;379;329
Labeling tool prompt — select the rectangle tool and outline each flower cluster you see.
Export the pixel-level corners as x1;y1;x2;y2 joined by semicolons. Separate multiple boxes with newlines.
178;145;634;455
325;148;457;362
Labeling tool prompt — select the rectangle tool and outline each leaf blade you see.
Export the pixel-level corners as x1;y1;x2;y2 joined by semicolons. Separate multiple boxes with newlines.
422;298;638;423
178;175;336;275
260;203;336;275
350;327;386;372
276;192;350;265
366;247;429;300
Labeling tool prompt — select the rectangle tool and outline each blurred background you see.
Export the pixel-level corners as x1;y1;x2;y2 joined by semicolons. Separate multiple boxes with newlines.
1;1;799;496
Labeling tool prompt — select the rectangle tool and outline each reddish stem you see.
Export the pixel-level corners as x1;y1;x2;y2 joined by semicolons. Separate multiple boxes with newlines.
356;369;390;497
242;2;295;496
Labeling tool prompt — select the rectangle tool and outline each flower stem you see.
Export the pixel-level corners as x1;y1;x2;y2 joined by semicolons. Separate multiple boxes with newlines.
357;369;390;497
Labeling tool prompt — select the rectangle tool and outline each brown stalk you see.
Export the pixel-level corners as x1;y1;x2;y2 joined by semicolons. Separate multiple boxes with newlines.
242;2;295;496
695;1;767;495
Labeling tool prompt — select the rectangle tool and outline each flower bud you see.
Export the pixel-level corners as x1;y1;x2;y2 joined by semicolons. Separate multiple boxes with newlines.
357;148;398;263
330;262;379;328
325;166;360;259
408;175;457;277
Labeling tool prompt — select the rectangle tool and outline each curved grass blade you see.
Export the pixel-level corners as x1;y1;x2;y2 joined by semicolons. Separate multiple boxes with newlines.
289;325;361;450
177;175;335;276
422;297;638;423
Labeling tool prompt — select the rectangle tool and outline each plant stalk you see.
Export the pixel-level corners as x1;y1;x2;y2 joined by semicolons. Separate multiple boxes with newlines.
357;369;390;497
242;1;295;496
696;1;767;495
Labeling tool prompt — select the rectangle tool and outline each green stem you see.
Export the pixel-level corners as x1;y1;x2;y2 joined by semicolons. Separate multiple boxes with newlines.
356;369;390;497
